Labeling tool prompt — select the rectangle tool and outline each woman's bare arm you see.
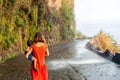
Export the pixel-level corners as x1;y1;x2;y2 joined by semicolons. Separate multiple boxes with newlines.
45;48;49;56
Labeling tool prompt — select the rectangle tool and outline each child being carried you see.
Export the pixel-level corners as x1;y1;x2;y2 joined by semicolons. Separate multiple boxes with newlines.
25;40;38;70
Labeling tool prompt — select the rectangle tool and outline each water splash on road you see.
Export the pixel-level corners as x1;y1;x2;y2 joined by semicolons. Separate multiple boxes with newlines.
47;39;107;70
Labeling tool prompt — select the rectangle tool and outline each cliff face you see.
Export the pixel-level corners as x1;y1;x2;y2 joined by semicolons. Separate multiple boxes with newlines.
0;0;75;61
48;0;61;11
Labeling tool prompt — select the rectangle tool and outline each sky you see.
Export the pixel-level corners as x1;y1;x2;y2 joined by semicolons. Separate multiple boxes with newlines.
74;0;120;43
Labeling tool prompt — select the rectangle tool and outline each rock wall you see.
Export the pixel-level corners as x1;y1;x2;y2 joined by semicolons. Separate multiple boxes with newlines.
0;0;75;61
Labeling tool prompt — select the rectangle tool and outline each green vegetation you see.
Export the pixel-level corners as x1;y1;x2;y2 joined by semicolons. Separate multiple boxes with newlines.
74;29;86;39
0;0;84;61
60;0;74;40
92;30;120;54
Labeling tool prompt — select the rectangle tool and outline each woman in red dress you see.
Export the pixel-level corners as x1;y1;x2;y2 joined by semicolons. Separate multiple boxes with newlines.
26;32;49;80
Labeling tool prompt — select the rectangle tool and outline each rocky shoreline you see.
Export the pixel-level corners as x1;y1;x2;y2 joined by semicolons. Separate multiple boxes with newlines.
86;42;120;64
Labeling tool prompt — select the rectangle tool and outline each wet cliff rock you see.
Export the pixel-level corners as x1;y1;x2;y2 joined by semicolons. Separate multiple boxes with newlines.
0;0;75;61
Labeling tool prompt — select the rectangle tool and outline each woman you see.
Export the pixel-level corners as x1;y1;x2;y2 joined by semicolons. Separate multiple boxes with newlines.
26;32;49;80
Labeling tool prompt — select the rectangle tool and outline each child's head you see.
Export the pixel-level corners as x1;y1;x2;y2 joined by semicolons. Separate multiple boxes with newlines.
34;32;46;43
27;40;33;47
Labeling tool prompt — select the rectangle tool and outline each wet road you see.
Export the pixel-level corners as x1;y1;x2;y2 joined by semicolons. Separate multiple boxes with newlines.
0;39;120;80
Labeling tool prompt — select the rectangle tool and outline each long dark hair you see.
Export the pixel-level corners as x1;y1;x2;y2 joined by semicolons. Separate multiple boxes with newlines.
34;32;46;43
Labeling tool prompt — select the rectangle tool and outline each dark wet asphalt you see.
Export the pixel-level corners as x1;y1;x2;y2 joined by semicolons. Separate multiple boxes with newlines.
0;39;120;80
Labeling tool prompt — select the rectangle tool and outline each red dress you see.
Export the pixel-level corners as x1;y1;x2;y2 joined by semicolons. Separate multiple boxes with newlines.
30;43;48;80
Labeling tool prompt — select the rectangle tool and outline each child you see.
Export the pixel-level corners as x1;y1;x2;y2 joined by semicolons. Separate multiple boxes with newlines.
25;40;38;70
